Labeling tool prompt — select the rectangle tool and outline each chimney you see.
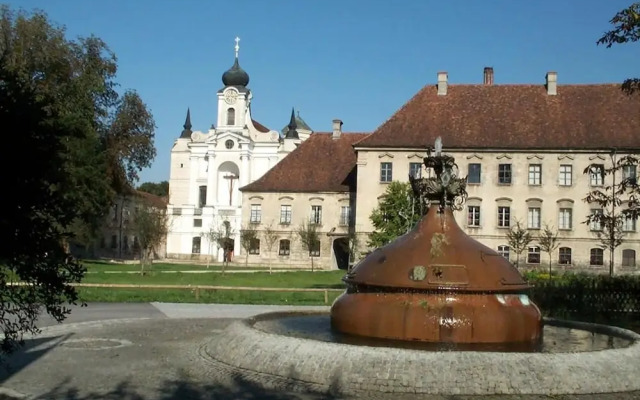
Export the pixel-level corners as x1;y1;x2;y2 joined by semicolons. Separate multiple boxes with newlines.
546;71;557;95
483;67;494;85
332;119;343;140
437;71;448;95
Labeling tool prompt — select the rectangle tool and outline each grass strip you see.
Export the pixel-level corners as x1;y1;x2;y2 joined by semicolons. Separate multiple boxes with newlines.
80;270;346;289
76;287;343;305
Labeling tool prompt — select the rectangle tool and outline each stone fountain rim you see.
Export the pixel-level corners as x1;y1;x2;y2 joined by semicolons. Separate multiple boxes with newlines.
201;310;640;396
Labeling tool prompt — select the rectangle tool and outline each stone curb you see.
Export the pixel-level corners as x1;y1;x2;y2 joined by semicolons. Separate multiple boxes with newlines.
202;312;640;396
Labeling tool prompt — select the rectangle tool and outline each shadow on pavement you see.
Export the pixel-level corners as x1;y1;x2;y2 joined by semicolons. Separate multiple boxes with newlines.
0;334;73;384
29;374;334;400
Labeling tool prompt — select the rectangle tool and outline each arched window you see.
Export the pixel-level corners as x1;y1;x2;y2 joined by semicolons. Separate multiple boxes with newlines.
227;108;235;125
527;246;540;264
279;239;290;256
558;247;572;265
192;237;201;254
497;245;509;260
590;248;604;266
622;249;636;267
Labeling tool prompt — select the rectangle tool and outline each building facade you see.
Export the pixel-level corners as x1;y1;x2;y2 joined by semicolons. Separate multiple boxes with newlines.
166;39;312;261
71;190;168;260
239;120;368;270
354;68;640;273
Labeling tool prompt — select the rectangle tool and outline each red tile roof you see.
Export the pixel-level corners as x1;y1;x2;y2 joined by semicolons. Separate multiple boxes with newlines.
240;133;370;193
135;190;168;209
356;84;640;150
251;119;270;133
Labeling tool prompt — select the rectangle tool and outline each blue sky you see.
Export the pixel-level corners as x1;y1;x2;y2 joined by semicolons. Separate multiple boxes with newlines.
6;0;639;184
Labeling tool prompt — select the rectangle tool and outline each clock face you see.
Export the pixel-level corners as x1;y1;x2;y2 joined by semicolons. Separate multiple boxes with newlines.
224;89;238;105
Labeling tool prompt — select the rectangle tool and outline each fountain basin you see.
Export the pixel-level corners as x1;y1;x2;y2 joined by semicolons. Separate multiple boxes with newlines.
201;311;640;396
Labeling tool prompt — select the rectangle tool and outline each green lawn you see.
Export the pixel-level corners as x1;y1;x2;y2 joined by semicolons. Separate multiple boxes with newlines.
72;263;347;304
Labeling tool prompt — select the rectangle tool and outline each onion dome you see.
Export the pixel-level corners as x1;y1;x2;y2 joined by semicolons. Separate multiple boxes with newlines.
222;57;250;87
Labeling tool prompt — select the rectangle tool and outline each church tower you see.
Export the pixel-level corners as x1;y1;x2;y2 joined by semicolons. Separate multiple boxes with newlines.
216;37;251;131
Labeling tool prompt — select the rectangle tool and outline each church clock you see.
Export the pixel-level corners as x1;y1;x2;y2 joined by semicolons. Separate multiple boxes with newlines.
224;89;238;105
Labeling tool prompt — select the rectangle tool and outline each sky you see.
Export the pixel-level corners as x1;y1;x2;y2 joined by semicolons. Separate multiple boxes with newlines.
5;0;640;184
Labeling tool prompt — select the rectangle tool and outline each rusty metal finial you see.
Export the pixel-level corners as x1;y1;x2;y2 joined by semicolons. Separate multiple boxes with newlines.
409;137;468;213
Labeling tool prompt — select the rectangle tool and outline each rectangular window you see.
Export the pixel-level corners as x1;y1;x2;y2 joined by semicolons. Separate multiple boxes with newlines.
193;218;202;227
527;246;541;264
498;164;512;184
559;247;572;265
280;205;292;224
527;207;541;229
112;204;118;221
558;208;573;230
528;164;541;185
279;239;291;256
100;237;106;249
623;215;637;232
558;165;572;186
192;237;201;254
172;207;182;215
310;205;322;225
123;236;129;251
622;249;636;267
340;206;350;226
467;206;480;227
380;162;393;182
198;185;207;208
590;248;604;266
467;163;481;184
409;162;422;179
250;204;261;223
623;165;637;183
249;238;260;255
589;209;603;231
589;164;604;186
498;206;510;228
309;239;321;257
110;235;117;249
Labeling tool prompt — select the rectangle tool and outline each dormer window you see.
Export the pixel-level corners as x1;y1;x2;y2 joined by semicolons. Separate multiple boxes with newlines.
227;108;235;125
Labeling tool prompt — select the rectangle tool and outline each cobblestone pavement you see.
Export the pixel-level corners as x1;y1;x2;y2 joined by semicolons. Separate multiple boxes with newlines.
0;316;638;399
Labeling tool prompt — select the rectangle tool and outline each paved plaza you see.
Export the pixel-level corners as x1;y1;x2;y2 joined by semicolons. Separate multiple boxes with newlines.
0;303;638;400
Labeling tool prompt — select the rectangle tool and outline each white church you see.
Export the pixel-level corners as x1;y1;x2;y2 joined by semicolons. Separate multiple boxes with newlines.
166;38;312;260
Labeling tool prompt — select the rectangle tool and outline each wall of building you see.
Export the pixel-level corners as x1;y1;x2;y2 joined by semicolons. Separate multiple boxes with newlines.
237;191;354;270
354;148;640;272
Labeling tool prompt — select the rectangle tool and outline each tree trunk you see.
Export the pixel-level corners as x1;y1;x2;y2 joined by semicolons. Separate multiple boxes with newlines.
245;252;249;267
548;255;552;277
311;256;314;272
139;248;145;276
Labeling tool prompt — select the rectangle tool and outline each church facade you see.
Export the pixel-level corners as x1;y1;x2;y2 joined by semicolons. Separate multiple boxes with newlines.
166;39;311;260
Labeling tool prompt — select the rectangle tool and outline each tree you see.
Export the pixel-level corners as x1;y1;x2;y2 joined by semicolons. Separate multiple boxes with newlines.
368;181;421;249
130;201;168;275
506;221;533;268
203;219;235;273
297;222;320;272
240;225;259;267
262;223;280;274
538;224;560;276
137;181;169;197
597;3;640;94
584;154;630;276
0;5;158;355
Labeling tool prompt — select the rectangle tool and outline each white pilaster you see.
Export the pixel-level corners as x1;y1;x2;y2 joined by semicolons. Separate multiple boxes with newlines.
206;151;216;205
188;155;198;205
240;153;250;187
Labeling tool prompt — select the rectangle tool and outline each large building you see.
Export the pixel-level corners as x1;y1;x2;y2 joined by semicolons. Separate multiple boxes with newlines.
238;67;640;272
354;68;640;272
240;120;368;270
166;39;312;260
